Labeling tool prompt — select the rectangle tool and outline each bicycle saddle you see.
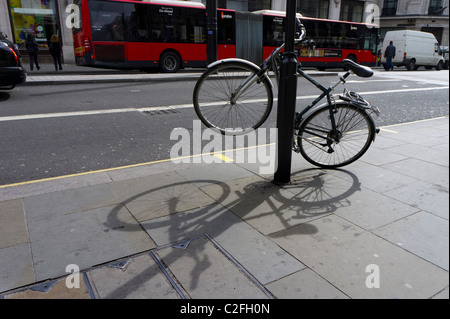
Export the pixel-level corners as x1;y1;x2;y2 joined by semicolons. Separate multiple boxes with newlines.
342;59;374;78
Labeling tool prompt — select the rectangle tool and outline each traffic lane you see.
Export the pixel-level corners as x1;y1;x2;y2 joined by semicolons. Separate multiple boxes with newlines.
0;109;189;185
1;72;447;118
0;81;198;117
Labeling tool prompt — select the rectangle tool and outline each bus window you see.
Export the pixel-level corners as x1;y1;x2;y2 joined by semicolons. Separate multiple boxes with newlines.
123;4;149;42
189;10;206;44
263;15;283;47
218;11;235;45
90;0;125;41
150;6;188;43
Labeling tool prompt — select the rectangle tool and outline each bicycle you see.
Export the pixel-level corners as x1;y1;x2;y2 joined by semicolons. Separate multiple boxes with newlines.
193;25;381;168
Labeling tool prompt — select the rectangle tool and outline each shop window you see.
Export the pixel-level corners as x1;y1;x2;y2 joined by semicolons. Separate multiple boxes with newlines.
8;0;60;50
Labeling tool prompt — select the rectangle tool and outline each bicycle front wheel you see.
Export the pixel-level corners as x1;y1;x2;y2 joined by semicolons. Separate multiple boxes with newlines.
297;103;375;168
193;61;273;135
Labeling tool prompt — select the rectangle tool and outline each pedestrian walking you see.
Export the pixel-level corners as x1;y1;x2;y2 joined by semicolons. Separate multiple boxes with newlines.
25;34;40;71
384;41;396;71
49;34;63;71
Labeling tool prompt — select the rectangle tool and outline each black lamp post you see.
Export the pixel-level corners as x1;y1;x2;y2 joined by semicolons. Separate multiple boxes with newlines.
273;0;298;184
206;0;218;65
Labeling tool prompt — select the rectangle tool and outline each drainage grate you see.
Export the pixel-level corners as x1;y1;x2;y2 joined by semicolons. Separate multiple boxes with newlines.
141;108;180;116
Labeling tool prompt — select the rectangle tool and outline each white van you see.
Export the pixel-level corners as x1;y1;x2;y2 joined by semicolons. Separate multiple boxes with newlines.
381;30;445;71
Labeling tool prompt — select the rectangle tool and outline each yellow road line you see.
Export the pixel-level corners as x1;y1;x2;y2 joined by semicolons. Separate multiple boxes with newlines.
213;153;234;163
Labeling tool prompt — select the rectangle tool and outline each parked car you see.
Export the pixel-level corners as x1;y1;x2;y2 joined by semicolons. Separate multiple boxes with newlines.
381;30;445;71
0;31;26;90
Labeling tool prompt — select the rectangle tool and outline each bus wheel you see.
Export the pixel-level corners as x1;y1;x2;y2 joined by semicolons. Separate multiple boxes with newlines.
160;51;180;73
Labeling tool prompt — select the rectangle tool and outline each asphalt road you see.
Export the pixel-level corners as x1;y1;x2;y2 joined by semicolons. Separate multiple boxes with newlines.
0;69;448;186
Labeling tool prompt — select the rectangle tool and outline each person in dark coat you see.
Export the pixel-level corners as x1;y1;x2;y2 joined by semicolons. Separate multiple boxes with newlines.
49;34;63;71
384;41;396;71
25;34;40;71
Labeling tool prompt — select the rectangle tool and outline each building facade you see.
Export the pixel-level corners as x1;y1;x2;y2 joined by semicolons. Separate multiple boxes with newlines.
1;0;448;64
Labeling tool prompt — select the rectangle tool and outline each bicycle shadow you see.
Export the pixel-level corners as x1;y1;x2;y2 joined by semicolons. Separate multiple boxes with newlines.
102;167;361;298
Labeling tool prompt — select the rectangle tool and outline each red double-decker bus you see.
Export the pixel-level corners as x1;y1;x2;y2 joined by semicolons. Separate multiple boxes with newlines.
72;0;379;72
260;10;379;69
73;0;236;72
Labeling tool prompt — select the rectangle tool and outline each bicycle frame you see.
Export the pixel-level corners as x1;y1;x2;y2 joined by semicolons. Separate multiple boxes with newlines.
226;42;378;146
294;68;352;143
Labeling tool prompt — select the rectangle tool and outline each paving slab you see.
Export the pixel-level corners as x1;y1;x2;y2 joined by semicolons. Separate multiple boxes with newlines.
374;211;449;271
269;215;449;299
370;133;409;149
382;180;449;219
386;143;449;166
27;204;155;281
108;171;215;221
86;254;180;299
331;186;420;230
328;160;418;193
176;163;255;187
381;158;449;188
265;268;349;299
155;236;270;299
385;129;444;148
0;171;112;202
0;199;28;249
200;173;345;235
23;183;120;223
0;243;35;293
358;146;408;166
142;205;305;285
106;161;193;182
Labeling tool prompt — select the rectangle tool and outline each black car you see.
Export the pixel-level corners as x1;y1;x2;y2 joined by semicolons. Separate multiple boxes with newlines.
0;31;26;90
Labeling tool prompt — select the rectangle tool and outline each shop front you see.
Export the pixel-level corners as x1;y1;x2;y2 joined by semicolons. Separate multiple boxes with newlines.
7;0;62;60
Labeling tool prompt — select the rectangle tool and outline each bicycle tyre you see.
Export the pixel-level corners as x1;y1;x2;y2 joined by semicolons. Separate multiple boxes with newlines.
193;61;273;135
297;103;375;168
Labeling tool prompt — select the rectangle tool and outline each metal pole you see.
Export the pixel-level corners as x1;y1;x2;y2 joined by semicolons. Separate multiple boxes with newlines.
273;0;298;184
206;0;218;65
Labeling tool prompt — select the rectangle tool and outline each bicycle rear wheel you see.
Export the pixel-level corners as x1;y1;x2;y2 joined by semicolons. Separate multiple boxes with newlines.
297;103;375;168
193;61;273;135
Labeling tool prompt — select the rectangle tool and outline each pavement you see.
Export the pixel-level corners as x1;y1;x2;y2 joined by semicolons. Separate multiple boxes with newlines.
0;63;448;300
